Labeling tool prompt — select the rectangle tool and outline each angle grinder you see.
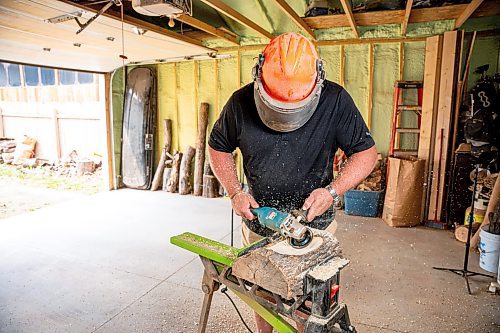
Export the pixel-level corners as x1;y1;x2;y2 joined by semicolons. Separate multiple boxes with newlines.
251;207;313;249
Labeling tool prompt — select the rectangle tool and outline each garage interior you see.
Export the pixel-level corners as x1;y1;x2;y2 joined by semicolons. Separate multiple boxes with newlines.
0;0;499;332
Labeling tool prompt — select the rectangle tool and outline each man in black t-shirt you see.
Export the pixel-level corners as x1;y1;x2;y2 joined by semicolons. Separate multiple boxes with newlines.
208;33;377;332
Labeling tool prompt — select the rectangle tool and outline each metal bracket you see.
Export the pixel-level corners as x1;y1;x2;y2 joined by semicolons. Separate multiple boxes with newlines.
74;0;122;35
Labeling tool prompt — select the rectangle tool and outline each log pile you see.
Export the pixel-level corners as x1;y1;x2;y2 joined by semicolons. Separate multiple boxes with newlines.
0;138;16;164
355;154;386;191
159;104;221;197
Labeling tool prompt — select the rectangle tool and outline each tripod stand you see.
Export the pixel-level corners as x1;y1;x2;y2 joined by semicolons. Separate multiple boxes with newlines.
433;163;495;294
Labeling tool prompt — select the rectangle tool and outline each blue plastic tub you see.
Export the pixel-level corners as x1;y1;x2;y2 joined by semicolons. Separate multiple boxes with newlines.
344;190;383;217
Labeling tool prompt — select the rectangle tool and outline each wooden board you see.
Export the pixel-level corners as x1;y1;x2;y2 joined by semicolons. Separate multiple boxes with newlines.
427;31;459;222
303;2;500;29
419;35;443;221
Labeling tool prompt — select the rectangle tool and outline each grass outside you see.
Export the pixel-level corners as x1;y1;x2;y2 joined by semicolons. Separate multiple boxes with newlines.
0;163;105;194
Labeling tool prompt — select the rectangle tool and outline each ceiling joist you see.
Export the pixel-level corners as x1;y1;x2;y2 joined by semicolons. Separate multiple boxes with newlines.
199;0;274;40
401;0;413;36
272;0;315;40
304;3;500;30
176;14;239;45
339;0;359;38
454;0;485;29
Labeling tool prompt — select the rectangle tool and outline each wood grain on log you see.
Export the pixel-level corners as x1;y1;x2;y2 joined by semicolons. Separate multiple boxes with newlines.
202;175;219;198
151;119;173;191
194;103;209;196
232;230;342;299
162;167;172;191
166;152;182;193
179;146;196;195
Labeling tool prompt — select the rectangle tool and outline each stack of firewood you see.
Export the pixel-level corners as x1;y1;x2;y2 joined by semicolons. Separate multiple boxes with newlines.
355;155;386;192
0;138;16;163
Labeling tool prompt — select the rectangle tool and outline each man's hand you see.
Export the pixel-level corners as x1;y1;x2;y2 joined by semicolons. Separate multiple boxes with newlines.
302;188;333;222
232;192;259;220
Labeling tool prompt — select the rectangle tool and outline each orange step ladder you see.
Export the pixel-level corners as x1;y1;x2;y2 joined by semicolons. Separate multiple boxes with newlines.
389;81;423;157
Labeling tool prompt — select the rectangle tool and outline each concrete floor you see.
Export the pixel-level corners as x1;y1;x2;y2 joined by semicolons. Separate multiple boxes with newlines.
0;189;498;333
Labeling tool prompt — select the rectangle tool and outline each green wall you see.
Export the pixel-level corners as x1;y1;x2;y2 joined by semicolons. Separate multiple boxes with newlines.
154;41;424;159
111;18;500;185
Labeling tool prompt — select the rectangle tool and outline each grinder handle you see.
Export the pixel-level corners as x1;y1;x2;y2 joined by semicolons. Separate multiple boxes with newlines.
292;208;309;223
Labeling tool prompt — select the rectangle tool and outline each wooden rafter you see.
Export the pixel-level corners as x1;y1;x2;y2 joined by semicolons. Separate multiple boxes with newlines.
272;0;315;40
177;14;239;45
304;2;500;29
401;0;413;36
454;0;484;29
339;0;359;38
199;0;274;39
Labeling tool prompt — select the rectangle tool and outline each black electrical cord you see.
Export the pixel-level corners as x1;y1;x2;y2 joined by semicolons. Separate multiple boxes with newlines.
221;287;254;333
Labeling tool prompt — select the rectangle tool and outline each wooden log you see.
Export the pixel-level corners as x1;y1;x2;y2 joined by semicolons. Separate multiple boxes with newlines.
232;230;343;300
179;146;196;195
202;175;219;198
76;160;95;176
162;167;172;191
151;119;172;191
194;103;209;196
166;151;182;193
471;175;500;248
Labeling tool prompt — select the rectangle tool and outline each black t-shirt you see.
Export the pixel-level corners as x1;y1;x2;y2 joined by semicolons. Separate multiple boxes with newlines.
209;80;375;236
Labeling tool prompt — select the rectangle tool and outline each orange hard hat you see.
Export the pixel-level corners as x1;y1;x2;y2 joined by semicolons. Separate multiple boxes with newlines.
253;32;325;132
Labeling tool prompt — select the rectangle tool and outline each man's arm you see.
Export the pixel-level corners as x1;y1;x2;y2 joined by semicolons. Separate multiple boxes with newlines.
208;147;259;219
302;146;378;221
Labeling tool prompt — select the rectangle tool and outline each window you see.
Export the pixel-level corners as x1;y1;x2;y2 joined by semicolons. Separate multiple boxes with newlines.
41;68;55;85
24;65;40;86
77;72;93;84
0;64;7;87
7;64;21;87
59;70;76;85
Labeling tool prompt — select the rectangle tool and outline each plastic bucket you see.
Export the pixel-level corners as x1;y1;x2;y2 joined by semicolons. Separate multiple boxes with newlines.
479;225;500;273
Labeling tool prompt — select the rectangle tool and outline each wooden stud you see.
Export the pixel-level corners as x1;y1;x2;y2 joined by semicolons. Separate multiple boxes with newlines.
272;0;315;40
304;3;499;29
340;45;345;87
194;60;199;131
399;42;405;81
199;0;274;39
428;31;459;222
367;44;374;130
454;0;485;29
339;0;359;38
174;63;179;151
214;60;219;116
104;72;114;190
401;0;413;36
237;49;241;88
419;35;443;221
177;14;239;45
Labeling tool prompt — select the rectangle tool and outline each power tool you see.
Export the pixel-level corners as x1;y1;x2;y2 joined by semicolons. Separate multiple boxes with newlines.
251;207;313;249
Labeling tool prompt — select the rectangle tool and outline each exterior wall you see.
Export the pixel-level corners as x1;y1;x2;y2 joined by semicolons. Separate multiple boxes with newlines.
0;65;106;162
